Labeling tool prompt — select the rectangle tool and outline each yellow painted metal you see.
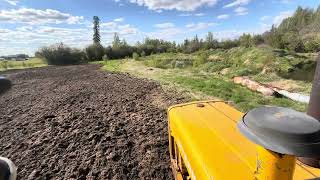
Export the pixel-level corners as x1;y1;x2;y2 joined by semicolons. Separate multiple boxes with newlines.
255;146;296;180
168;101;320;180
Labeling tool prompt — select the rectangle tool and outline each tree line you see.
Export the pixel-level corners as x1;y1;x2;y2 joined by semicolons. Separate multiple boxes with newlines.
263;6;320;52
84;5;320;61
36;5;320;65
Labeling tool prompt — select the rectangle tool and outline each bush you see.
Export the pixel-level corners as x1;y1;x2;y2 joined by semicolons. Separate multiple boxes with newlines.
202;62;230;73
85;44;105;61
38;43;86;65
141;51;146;57
0;61;8;70
304;39;320;52
103;55;109;61
132;52;140;60
145;57;174;69
193;52;209;67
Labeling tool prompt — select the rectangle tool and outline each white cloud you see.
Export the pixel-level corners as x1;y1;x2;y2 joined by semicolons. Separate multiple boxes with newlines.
101;22;117;28
100;21;139;36
117;24;139;35
259;23;271;32
147;27;182;40
129;0;218;11
178;13;205;17
154;22;175;28
0;8;84;25
0;28;10;33
186;22;218;31
114;17;124;22
195;13;205;16
4;0;19;6
0;20;141;55
179;13;192;16
217;14;230;19
212;30;244;40
260;15;270;21
279;0;292;4
0;26;91;55
234;7;248;16
273;10;293;26
224;0;251;8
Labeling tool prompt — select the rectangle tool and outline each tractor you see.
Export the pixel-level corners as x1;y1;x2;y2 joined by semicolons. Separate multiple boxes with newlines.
168;54;320;180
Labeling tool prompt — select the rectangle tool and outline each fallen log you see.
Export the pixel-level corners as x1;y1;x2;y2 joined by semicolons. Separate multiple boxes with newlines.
233;76;310;103
233;76;275;96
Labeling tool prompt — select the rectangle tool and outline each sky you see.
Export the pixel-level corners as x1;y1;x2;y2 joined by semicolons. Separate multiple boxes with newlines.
0;0;319;56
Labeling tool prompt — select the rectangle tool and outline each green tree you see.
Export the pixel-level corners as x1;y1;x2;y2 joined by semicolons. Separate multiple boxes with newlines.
283;32;305;52
205;32;218;50
112;33;121;48
93;16;101;44
132;52;140;60
304;39;320;52
85;44;104;61
252;35;264;46
141;51;146;57
239;33;253;48
38;43;86;65
265;25;285;49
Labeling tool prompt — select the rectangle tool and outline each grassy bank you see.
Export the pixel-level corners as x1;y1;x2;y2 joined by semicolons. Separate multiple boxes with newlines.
100;58;308;112
0;58;47;71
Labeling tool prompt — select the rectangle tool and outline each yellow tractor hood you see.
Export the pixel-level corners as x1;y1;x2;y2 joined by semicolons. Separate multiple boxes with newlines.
168;101;320;179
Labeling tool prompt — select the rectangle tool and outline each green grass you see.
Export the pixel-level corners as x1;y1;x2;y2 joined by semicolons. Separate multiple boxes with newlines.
139;47;315;94
0;58;47;71
163;75;307;112
101;59;308;112
99;60;123;72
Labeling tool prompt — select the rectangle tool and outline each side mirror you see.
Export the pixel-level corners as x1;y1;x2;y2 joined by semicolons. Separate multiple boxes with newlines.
238;106;320;179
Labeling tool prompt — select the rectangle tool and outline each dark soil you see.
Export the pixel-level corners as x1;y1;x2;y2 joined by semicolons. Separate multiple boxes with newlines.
0;65;185;180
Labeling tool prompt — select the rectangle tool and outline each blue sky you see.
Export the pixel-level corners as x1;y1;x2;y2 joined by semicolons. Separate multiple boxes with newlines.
0;0;319;55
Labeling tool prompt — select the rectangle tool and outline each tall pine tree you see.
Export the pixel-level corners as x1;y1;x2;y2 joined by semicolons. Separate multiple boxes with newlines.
93;16;101;44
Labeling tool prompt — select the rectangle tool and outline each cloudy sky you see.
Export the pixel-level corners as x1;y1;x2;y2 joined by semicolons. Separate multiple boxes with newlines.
0;0;318;56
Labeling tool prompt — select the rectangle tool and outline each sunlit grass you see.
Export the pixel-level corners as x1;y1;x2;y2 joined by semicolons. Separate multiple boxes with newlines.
0;58;47;71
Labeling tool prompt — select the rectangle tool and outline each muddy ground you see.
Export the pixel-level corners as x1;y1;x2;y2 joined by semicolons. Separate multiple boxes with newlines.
0;65;185;179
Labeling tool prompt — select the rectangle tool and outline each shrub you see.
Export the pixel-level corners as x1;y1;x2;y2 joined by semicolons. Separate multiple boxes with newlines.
202;62;230;73
103;55;109;61
85;44;105;61
132;52;140;60
193;52;209;67
239;33;254;48
145;57;174;69
141;51;146;57
0;61;8;70
38;43;86;65
304;39;320;52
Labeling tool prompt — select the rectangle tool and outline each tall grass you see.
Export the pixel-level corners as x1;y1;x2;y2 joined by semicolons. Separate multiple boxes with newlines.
0;58;46;71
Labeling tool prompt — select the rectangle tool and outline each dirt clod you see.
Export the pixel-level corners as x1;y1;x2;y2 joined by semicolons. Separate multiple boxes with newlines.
0;64;184;179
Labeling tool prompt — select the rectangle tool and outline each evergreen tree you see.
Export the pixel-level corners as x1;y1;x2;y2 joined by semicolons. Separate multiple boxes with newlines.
93;16;101;44
239;33;253;48
204;32;218;49
112;33;121;48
